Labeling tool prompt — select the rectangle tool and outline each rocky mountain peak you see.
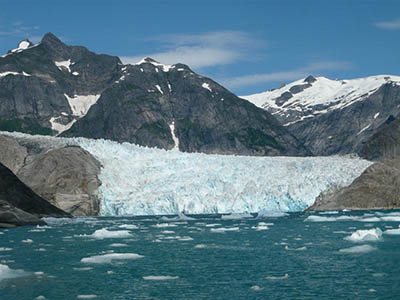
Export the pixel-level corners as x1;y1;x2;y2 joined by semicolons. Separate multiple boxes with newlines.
41;32;64;45
304;75;316;83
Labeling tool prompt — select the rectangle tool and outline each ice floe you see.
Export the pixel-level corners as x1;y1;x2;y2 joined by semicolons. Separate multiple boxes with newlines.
81;253;144;264
221;213;253;220
344;228;382;242
142;275;179;280
88;228;132;239
0;264;29;281
265;273;289;280
210;227;239;233
339;245;377;254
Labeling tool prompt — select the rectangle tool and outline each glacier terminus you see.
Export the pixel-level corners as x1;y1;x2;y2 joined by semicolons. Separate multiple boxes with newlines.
2;132;372;216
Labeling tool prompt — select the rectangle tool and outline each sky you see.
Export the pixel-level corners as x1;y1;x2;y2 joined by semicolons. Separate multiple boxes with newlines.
0;0;399;95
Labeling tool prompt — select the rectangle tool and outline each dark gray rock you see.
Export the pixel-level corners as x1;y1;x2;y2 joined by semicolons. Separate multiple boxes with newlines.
0;162;69;218
0;200;45;227
308;158;400;211
359;117;400;161
18;146;102;216
304;75;316;83
0;134;102;216
289;83;311;94
274;91;293;106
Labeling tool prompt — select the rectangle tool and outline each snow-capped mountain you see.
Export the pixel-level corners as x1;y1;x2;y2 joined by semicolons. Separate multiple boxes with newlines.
0;33;309;156
242;75;400;158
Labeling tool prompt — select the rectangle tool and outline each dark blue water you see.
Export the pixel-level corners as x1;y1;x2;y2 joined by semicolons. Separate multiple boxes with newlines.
1;211;400;300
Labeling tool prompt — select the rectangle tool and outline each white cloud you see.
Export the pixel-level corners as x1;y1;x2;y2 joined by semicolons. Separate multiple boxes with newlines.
121;31;264;69
220;61;353;89
374;19;400;30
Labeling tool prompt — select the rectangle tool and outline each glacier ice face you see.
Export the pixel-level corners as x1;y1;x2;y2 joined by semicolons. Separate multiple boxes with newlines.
0;132;372;216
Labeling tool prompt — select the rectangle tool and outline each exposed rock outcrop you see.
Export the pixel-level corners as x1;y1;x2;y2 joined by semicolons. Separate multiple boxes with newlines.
308;157;400;211
0;134;102;216
0;201;46;228
0;162;69;227
18;146;102;216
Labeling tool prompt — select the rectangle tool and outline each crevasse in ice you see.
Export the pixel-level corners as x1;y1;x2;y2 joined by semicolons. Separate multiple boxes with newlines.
1;132;372;216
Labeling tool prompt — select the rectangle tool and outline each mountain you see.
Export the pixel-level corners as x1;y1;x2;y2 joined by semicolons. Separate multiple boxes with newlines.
308;157;400;211
242;75;400;158
0;33;309;156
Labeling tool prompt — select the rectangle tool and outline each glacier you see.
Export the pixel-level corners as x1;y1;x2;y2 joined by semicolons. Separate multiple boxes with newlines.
1;132;372;216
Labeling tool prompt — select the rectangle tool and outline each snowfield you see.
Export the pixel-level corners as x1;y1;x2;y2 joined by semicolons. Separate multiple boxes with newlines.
1;132;372;216
242;75;400;126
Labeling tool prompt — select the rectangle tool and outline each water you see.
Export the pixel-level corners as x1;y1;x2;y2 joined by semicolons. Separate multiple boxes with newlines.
1;211;400;299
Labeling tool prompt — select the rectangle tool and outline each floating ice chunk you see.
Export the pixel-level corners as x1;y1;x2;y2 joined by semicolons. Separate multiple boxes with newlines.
265;274;289;280
143;275;179;280
109;243;128;247
178;236;193;241
204;223;221;227
35;271;44;276
36;296;46;300
77;295;97;299
319;211;339;215
339;245;377;254
0;248;12;251
81;253;144;264
194;244;207;249
305;216;336;222
73;267;93;271
152;223;177;228
0;264;29;281
118;224;138;229
384;228;400;235
89;228;132;239
380;216;400;222
22;239;33;243
210;227;239;233
361;217;381;222
252;222;269;231
285;245;307;251
161;230;175;234
221;213;253;220
250;285;263;291
345;228;382;242
257;211;288;218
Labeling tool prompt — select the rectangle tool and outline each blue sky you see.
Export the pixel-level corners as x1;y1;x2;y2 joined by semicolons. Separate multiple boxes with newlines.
0;0;399;95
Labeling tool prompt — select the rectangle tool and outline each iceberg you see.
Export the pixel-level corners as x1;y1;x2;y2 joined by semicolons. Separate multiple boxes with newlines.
0;132;372;216
344;228;383;242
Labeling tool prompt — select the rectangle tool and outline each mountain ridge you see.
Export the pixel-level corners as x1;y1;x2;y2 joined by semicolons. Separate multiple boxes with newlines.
0;33;310;156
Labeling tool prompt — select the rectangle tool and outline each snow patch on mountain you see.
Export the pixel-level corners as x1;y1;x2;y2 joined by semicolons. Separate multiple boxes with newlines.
0;71;31;78
135;57;173;72
242;75;400;125
49;117;76;135
55;59;73;72
64;94;101;117
202;83;212;92
169;122;179;150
